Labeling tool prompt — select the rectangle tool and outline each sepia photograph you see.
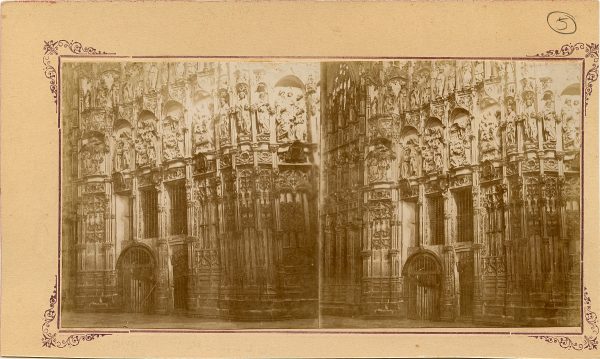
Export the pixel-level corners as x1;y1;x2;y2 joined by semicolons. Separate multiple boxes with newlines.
60;61;320;329
320;60;583;328
1;1;597;358
60;58;583;330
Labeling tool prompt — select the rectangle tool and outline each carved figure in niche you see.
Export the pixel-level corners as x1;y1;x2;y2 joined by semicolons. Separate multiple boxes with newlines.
383;87;396;114
175;62;186;80
95;80;108;109
522;92;538;143
217;90;231;143
114;131;132;172
450;117;472;167
122;74;134;103
369;86;379;115
401;138;419;178
147;64;159;92
81;78;92;110
399;85;408;113
490;62;501;79
562;96;581;149
192;102;213;151
136;118;158;166
163;115;185;160
409;79;420;109
474;61;484;83
446;65;456;94
276;87;306;142
423;127;444;173
420;72;431;105
479;110;500;161
460;62;472;89
134;137;146;166
367;143;395;182
384;79;401;115
435;66;446;98
505;61;516;83
81;137;105;176
233;83;252;138
253;84;274;135
542;93;557;142
505;99;517;146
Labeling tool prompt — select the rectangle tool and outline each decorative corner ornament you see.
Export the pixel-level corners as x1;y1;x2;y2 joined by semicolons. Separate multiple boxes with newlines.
531;287;599;351
43;40;115;112
42;276;110;348
529;42;599;116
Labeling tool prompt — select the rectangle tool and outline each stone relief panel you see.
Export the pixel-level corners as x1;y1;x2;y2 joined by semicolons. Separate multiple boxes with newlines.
401;134;420;179
162;102;185;161
561;91;582;151
82;193;107;243
275;85;307;143
80;135;107;176
449;110;472;168
192;97;214;154
135;112;158;167
478;106;500;162
366;140;395;183
113;125;133;173
423;121;444;174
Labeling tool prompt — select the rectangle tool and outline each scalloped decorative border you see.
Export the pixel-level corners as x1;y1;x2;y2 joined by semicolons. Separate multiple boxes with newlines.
525;42;599;351
529;42;599;115
531;288;599;351
43;39;115;347
43;41;599;351
42;276;110;348
43;40;114;111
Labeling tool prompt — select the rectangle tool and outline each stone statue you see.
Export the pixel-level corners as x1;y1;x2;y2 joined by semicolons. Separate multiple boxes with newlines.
435;67;446;98
447;66;456;94
115;132;132;171
163;117;184;160
233;84;252;138
402;138;419;178
505;102;517;146
423;127;444;173
276;88;306;142
218;92;231;143
523;93;538;142
399;86;408;113
479;111;500;161
460;62;472;89
409;80;420;109
449;125;466;168
147;64;159;91
192;103;213;151
474;61;484;83
542;95;557;142
81;78;92;110
254;89;274;135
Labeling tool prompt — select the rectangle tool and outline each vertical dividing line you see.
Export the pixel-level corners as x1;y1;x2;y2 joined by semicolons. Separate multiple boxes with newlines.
317;62;326;329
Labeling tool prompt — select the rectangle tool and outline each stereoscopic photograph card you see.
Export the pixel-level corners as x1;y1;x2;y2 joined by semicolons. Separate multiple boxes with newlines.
0;1;598;358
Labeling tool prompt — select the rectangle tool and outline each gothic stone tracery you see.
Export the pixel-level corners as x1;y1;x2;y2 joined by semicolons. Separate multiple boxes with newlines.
321;60;582;326
61;61;319;320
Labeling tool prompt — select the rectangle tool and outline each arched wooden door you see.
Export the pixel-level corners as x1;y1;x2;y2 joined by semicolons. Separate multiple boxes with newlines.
404;253;442;321
118;246;155;313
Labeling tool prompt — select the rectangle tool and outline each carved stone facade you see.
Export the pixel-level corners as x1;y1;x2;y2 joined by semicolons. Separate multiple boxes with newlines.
61;61;319;320
322;60;582;326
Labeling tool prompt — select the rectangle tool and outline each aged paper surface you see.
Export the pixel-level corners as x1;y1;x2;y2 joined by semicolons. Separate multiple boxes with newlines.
1;1;598;358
